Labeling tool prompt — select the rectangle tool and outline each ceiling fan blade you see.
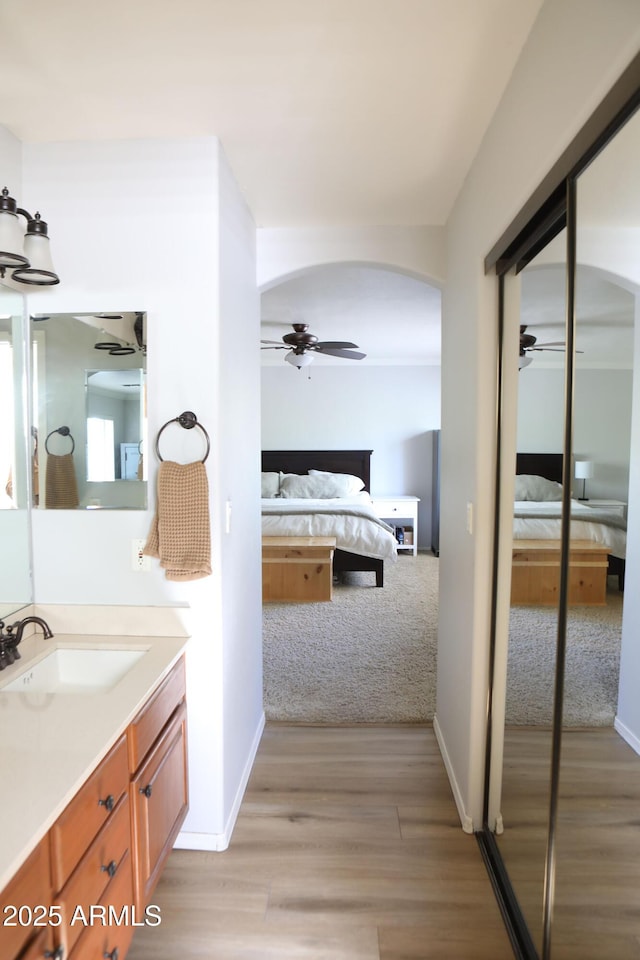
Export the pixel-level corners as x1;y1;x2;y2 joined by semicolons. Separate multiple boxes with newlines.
314;340;359;350
529;346;585;354
315;347;366;360
260;339;285;345
533;340;566;347
260;345;286;350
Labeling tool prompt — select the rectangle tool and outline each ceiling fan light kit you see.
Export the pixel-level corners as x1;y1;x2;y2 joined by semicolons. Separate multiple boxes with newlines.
261;323;366;368
285;350;314;368
518;324;578;369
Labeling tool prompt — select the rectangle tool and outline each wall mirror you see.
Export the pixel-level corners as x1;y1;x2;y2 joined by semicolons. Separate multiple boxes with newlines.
31;311;147;510
0;289;32;618
481;71;640;960
493;236;568;957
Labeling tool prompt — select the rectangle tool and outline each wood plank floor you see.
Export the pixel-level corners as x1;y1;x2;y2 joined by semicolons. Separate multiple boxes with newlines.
498;726;640;960
127;724;513;960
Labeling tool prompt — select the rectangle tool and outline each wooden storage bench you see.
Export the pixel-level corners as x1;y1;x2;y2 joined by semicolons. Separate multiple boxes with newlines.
262;536;336;602
511;539;610;606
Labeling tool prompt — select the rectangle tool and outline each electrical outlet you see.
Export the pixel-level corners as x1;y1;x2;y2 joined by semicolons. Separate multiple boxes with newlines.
132;538;152;571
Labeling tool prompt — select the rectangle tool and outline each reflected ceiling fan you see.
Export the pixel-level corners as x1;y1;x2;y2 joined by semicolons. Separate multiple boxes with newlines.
519;325;581;369
261;323;366;369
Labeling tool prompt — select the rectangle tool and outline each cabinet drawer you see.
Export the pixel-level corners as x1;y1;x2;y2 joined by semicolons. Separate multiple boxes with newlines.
58;795;131;957
67;849;134;960
127;657;186;773
372;499;416;517
0;837;51;960
131;700;188;909
16;927;53;960
50;735;129;892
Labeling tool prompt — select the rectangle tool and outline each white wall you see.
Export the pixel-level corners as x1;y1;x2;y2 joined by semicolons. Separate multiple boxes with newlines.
18;135;262;849
438;0;640;830
617;298;640;746
517;365;633;501
258;225;446;290
261;363;440;549
0;130;31;614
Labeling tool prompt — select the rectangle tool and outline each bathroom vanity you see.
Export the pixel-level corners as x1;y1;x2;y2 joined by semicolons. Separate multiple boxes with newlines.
0;621;188;960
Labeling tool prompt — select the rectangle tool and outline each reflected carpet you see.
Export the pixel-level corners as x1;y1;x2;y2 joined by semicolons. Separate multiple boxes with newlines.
506;588;624;726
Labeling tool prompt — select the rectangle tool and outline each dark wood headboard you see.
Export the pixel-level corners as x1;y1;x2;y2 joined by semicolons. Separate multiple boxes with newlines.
261;450;373;493
516;452;563;483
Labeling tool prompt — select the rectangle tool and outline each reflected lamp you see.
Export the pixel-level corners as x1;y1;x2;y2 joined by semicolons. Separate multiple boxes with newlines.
574;459;594;501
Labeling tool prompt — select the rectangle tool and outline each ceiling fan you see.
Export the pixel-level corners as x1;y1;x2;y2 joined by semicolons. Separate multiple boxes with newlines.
519;325;577;368
261;323;366;368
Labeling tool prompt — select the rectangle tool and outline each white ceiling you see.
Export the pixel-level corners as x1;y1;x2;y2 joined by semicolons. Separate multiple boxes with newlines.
0;0;542;227
5;0;634;370
521;265;635;369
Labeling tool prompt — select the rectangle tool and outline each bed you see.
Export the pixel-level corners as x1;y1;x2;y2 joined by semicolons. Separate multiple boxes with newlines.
512;453;626;598
261;450;397;587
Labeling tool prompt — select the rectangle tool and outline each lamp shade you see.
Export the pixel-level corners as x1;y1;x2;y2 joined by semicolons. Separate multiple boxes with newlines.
574;460;594;480
12;231;59;286
0;208;28;268
285;350;313;368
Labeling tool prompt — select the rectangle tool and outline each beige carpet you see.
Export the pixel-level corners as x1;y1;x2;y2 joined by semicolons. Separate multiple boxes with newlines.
263;552;624;725
263;552;439;723
506;590;623;726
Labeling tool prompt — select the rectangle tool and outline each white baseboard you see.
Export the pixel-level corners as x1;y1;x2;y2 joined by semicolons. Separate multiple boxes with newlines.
174;710;266;852
433;713;474;834
614;715;640;756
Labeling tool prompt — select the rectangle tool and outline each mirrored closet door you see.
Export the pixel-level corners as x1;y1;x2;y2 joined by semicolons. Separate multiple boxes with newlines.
494;233;568;957
551;102;640;960
480;60;640;960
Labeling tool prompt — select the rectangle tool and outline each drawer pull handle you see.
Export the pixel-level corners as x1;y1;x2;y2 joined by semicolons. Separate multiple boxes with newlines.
98;794;115;812
101;859;118;878
104;950;119;960
139;784;153;798
45;948;64;960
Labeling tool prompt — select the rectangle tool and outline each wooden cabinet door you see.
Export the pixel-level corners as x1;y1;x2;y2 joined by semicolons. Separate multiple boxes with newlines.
130;701;188;910
0;837;52;960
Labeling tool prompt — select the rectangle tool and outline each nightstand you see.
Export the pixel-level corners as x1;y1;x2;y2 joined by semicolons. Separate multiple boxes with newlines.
370;496;420;556
583;499;627;521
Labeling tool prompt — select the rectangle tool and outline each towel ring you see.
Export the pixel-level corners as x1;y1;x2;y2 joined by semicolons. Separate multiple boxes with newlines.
155;411;210;463
45;426;75;455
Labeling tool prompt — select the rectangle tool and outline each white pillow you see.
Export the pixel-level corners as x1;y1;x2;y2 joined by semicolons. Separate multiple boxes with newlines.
308;470;365;495
280;472;357;499
261;472;280;498
515;474;563;502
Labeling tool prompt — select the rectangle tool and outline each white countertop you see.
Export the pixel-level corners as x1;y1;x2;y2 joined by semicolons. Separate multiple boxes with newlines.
0;629;188;891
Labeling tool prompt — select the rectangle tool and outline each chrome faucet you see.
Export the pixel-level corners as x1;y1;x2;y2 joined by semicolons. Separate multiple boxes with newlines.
0;616;54;671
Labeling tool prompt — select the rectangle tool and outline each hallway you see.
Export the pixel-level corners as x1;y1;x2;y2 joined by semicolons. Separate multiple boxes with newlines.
128;724;512;959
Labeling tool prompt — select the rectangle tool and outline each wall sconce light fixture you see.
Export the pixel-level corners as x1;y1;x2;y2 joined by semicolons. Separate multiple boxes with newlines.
0;187;60;287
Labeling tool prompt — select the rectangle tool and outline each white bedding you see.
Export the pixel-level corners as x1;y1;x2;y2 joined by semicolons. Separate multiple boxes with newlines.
513;500;626;558
261;492;398;561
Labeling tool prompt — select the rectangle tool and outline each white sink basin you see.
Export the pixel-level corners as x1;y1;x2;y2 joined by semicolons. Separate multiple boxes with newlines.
2;647;147;694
